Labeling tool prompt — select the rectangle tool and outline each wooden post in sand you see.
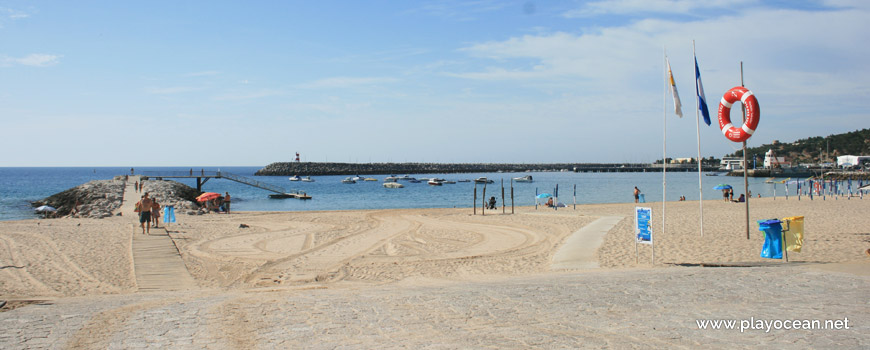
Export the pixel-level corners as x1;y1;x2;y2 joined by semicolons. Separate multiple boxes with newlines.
511;179;514;214
482;183;487;216
501;179;505;214
475;184;479;214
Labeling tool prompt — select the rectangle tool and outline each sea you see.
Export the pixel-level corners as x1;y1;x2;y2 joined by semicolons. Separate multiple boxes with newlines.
0;166;787;221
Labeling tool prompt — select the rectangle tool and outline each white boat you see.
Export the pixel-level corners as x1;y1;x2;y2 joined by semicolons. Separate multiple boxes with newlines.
301;176;314;182
384;175;399;182
351;175;364;181
513;175;533;183
397;175;416;181
428;178;443;186
442;180;456;184
341;177;356;184
383;182;404;188
288;175;301;181
474;177;494;184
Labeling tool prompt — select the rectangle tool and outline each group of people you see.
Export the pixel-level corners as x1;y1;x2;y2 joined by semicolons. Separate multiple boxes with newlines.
203;192;231;214
722;188;749;203
134;192;162;235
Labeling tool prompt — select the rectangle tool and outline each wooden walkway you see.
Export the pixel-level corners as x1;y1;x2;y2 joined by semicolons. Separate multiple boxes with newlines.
118;176;197;292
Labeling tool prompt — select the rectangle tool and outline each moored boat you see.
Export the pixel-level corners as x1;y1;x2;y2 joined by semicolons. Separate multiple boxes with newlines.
474;177;494;184
383;182;404;188
301;176;314;182
288;175;301;181
513;175;533;183
428;178;443;186
341;177;356;184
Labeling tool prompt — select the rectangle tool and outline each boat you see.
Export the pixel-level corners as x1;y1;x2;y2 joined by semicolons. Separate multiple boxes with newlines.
408;179;421;183
301;176;315;182
288;175;301;181
428;178;443;186
397;175;416;181
513;175;533;183
351;175;364;181
384;175;399;182
363;177;378;182
457;179;471;183
442;180;456;184
341;177;356;184
269;192;312;199
383;182;404;188
474;177;494;184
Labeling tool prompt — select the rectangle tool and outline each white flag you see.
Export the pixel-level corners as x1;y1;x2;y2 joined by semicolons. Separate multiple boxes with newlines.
666;57;683;117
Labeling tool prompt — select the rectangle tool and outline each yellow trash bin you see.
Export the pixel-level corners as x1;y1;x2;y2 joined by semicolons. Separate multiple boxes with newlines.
782;216;804;252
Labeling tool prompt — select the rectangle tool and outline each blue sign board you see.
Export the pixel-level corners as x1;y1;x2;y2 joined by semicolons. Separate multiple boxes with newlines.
635;207;652;244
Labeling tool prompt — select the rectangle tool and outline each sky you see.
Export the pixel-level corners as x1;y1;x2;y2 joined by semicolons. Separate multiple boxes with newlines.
1;0;868;166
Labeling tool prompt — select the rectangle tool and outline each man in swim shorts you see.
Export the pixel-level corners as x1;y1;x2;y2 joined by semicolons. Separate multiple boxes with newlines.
136;193;153;235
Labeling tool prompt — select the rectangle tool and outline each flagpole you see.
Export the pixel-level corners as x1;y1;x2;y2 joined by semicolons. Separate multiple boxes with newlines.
741;61;750;240
662;48;668;249
693;41;704;238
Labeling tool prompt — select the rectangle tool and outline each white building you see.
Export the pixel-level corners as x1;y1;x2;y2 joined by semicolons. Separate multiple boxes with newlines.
837;155;870;169
763;149;788;168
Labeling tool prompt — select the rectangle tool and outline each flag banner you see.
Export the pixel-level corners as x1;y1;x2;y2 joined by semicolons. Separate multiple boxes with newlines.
666;57;683;117
695;56;711;125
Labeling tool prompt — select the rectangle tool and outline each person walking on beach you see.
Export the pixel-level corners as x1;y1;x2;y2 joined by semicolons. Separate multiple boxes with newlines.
135;193;153;235
633;186;641;203
729;188;734;201
134;181;140;193
224;192;231;214
151;198;161;228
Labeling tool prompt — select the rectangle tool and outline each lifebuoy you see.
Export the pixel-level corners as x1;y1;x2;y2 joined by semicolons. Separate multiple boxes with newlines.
717;86;760;142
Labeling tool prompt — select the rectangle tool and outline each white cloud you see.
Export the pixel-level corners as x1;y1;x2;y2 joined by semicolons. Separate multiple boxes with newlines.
2;54;61;67
1;7;30;19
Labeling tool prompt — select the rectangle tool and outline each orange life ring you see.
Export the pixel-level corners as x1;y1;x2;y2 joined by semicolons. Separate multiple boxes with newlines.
717;86;760;142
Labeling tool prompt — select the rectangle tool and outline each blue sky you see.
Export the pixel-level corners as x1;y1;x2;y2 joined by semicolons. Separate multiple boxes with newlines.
2;0;868;166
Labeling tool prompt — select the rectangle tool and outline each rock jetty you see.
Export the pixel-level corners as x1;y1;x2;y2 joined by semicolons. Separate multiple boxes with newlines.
34;177;201;219
140;178;202;215
255;162;581;176
33;179;125;219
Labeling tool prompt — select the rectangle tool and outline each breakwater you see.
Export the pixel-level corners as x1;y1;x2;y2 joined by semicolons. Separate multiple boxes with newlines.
255;162;720;176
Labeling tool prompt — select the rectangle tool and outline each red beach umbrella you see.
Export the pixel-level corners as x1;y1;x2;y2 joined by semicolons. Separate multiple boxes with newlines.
196;192;220;202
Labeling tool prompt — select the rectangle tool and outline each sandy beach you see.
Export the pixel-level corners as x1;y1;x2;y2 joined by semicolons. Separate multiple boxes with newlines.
1;179;868;348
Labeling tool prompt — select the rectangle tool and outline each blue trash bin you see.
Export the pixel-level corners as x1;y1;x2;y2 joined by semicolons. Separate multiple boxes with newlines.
758;219;783;259
638;194;645;203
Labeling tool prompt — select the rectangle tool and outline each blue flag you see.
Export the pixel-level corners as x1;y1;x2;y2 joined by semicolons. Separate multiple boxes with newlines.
694;56;711;126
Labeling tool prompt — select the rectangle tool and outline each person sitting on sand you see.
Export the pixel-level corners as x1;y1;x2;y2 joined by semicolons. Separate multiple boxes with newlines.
546;197;554;207
488;196;497;210
737;194;745;203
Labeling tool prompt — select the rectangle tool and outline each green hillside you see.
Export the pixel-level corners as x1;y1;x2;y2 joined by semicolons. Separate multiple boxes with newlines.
728;128;870;164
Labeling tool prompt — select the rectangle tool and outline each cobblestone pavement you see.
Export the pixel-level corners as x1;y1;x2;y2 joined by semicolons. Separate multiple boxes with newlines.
2;265;868;349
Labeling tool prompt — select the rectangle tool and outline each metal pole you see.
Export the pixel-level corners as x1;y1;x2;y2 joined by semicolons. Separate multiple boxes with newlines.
662;49;668;241
694;41;704;237
741;61;750;240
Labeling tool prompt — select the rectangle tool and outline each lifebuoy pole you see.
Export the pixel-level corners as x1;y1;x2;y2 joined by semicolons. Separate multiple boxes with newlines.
741;62;750;240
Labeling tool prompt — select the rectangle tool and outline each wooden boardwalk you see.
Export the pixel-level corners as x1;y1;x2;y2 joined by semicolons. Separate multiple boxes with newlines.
119;176;197;292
